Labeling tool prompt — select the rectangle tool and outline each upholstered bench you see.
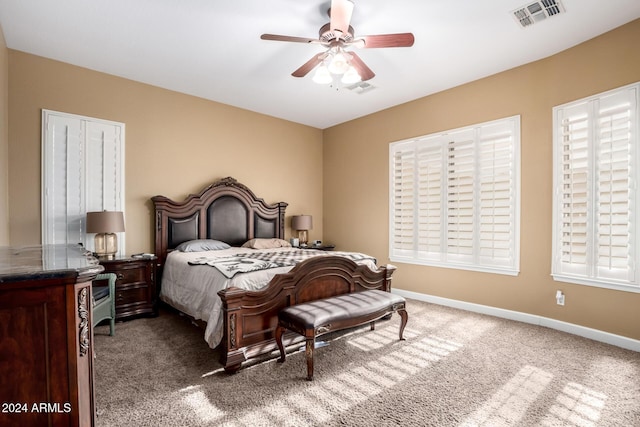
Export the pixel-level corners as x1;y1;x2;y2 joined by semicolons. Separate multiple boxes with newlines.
275;289;408;380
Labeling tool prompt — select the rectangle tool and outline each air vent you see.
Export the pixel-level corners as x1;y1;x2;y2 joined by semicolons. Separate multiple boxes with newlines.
346;81;376;94
512;0;565;28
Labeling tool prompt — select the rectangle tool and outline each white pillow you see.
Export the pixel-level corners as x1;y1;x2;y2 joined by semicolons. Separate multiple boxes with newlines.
241;238;292;249
175;239;230;252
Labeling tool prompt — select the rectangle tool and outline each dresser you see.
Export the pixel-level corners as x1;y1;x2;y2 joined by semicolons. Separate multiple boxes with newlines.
98;256;157;320
0;244;103;427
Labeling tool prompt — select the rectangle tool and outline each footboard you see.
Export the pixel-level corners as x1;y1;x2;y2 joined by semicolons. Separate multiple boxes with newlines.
217;256;396;372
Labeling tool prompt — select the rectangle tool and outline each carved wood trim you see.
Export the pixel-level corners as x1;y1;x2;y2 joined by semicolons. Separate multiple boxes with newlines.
78;287;89;357
229;313;237;349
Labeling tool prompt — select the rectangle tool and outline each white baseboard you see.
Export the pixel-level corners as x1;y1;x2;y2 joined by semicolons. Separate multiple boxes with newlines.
393;289;640;353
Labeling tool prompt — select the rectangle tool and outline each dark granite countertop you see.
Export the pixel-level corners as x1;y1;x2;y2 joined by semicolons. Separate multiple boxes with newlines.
0;244;104;283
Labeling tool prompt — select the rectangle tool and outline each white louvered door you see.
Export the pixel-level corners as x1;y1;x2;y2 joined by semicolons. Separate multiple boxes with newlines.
42;110;125;254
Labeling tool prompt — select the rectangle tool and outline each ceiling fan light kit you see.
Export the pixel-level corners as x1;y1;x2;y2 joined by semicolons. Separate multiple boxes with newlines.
261;0;414;86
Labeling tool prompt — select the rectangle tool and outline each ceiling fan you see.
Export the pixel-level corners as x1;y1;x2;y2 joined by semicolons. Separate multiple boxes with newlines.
260;0;414;85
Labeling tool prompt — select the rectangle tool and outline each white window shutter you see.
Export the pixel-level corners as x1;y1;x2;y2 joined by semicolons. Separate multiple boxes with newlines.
478;120;519;268
389;116;520;275
390;141;416;258
553;82;639;292
594;89;636;282
557;102;591;277
446;129;476;263
417;136;444;260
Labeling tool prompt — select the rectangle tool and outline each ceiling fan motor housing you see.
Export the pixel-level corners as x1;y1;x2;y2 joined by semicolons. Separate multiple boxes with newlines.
319;22;355;44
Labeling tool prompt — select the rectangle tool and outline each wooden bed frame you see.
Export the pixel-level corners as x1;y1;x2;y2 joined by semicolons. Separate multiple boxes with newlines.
152;177;396;373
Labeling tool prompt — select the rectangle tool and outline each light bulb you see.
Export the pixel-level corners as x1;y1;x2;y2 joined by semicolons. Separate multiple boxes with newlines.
341;66;361;84
312;65;332;84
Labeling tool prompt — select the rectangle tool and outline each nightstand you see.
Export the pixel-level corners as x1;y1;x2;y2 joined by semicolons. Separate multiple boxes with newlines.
98;256;157;320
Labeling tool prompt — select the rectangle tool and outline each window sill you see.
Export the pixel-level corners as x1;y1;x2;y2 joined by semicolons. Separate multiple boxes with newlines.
390;255;519;276
552;274;640;294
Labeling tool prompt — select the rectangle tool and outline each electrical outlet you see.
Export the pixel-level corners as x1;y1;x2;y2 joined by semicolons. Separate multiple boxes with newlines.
555;290;565;306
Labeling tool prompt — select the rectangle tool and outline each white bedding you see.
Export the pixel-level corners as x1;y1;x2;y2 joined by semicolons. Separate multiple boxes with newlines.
160;247;378;348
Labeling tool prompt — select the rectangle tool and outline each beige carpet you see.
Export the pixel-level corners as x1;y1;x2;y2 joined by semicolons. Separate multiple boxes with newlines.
93;299;640;426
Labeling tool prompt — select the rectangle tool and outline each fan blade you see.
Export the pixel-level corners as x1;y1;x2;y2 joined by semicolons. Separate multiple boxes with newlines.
261;34;319;44
329;0;354;36
292;54;325;78
348;52;375;81
357;33;415;48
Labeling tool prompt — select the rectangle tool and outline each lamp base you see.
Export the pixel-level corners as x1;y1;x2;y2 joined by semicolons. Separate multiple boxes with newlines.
94;232;118;260
297;230;308;247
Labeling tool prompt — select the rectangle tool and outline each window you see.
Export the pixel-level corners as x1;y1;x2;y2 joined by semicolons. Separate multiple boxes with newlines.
42;110;125;254
552;83;640;292
389;116;520;275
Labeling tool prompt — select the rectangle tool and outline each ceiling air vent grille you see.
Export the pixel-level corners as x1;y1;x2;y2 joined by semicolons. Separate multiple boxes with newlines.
512;0;565;28
346;81;376;94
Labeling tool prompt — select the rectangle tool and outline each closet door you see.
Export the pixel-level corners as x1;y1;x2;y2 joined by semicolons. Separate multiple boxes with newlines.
42;110;125;254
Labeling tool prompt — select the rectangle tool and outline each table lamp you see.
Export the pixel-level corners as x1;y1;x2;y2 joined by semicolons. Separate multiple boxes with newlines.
291;215;312;247
86;211;125;259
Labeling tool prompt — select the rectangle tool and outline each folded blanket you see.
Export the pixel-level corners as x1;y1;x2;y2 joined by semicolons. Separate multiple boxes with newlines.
188;249;376;279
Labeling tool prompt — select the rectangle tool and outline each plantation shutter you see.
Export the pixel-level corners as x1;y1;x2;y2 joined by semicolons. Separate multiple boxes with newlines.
42;110;125;253
391;142;416;257
595;90;635;282
446;129;475;262
478;120;519;268
390;116;520;275
553;83;639;290
417;136;444;260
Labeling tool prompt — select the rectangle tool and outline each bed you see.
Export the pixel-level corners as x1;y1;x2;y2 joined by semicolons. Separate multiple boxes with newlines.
152;176;396;373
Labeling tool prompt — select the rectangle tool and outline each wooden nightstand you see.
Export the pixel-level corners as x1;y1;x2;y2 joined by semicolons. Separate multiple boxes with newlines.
98;256;157;320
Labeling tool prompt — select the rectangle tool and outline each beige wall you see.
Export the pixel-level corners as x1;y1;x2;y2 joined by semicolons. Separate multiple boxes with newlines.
6;19;640;341
0;23;8;245
323;19;640;340
8;51;323;254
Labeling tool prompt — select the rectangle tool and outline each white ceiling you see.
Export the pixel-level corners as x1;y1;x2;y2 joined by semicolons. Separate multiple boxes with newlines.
1;0;639;129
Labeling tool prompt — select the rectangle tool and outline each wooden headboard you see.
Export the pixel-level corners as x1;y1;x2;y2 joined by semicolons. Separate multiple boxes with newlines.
151;177;288;271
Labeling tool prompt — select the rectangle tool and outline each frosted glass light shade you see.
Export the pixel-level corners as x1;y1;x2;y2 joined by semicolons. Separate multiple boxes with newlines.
341;66;361;84
328;51;349;75
312;65;332;84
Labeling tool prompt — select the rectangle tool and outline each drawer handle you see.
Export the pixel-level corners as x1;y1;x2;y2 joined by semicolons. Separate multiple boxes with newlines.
117;273;124;280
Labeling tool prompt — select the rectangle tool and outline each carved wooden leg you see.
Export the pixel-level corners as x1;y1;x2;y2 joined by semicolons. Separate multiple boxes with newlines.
397;308;408;340
370;321;376;331
305;336;315;381
275;325;286;363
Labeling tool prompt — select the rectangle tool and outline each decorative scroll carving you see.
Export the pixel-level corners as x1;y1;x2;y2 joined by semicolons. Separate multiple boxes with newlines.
78;287;89;357
229;313;237;349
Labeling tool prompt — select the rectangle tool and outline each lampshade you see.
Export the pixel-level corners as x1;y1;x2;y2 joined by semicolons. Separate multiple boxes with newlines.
291;215;312;231
86;211;125;233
